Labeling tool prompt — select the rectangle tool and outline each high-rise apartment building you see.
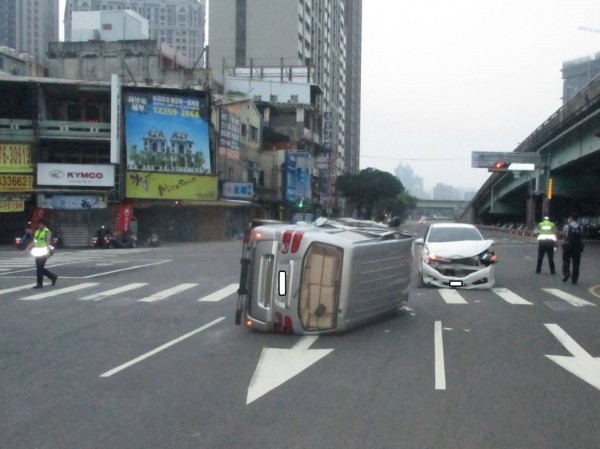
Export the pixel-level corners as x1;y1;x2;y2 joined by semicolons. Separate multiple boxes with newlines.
344;0;361;175
0;0;59;64
209;0;361;175
64;0;207;66
0;0;17;50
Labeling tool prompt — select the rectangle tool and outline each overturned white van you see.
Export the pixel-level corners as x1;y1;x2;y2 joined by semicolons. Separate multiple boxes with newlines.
235;218;414;335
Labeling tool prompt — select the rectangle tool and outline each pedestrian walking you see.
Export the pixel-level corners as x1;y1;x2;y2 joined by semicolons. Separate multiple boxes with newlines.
25;219;58;289
561;213;584;284
535;215;557;274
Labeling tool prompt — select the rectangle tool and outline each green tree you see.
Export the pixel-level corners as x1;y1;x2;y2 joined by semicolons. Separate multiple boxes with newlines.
378;191;418;222
336;168;405;219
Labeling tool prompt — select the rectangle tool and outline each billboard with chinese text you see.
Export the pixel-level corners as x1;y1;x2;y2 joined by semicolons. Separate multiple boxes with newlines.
218;110;241;161
124;89;211;174
0;144;33;173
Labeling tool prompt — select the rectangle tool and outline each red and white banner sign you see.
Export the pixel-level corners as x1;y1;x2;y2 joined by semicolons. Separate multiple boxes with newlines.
37;163;115;187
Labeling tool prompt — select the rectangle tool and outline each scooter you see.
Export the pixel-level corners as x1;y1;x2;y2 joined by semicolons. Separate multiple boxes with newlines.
91;227;112;248
147;230;160;247
104;232;138;249
13;233;32;250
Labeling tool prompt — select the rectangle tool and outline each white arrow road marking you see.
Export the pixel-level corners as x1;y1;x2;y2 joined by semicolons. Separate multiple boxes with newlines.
247;336;334;405
197;283;238;302
492;287;533;305
544;323;600;391
439;289;468;304
542;289;596;307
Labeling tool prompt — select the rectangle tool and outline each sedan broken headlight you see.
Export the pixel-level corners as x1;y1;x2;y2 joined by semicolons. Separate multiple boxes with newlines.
478;250;497;266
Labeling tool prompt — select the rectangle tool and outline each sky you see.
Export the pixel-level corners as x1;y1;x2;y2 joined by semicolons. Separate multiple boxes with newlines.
360;0;600;193
58;0;600;193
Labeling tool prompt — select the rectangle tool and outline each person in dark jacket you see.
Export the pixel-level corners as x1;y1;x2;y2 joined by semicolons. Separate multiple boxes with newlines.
561;213;584;284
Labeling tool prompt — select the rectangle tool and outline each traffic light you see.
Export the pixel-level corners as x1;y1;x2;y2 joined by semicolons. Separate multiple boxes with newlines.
298;197;304;209
488;160;510;172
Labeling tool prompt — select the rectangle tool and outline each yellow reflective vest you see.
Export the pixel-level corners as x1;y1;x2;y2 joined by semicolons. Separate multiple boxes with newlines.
537;220;556;241
34;227;50;247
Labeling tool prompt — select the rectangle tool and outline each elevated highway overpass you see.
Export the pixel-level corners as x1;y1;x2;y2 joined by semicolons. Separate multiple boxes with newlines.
461;73;600;228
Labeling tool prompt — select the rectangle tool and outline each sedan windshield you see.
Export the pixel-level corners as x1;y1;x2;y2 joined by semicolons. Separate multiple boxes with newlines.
427;227;483;243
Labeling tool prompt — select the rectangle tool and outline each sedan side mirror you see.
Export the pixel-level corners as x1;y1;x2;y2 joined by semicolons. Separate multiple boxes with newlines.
414;238;424;245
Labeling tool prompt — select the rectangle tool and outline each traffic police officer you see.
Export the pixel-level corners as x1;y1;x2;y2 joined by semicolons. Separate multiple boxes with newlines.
25;219;58;288
535;216;557;274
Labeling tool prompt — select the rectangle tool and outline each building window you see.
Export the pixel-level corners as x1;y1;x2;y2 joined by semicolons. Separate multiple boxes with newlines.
102;24;112;30
250;125;258;141
270;95;278;102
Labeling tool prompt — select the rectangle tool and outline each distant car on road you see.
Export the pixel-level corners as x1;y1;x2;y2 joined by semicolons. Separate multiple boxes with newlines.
418;216;427;224
414;223;497;289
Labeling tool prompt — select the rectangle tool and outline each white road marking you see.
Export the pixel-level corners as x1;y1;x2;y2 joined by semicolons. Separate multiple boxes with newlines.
99;317;225;377
20;283;99;300
246;336;334;404
79;283;148;301
434;321;446;390
439;289;468;304
0;284;38;295
542;289;596;307
137;283;198;302
83;260;172;278
197;283;238;302
491;287;533;305
544;323;600;391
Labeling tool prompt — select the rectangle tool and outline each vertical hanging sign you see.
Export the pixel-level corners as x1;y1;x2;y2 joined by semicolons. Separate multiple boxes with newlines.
110;74;120;165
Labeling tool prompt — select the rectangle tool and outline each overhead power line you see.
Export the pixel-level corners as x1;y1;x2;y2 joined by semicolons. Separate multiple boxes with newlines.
360;155;470;161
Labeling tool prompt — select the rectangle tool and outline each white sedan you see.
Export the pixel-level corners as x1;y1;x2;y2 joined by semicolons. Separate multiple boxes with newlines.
413;223;497;289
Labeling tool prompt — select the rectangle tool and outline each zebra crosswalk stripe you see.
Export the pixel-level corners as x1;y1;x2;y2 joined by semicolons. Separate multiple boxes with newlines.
541;288;596;307
491;287;533;305
0;284;36;295
439;289;468;304
20;283;99;301
198;283;239;302
137;283;199;303
79;283;148;301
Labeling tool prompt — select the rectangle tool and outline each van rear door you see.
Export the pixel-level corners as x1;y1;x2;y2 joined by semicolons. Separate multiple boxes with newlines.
247;239;278;324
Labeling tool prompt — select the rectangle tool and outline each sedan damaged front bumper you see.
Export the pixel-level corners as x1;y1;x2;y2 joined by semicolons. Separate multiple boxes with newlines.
421;262;495;289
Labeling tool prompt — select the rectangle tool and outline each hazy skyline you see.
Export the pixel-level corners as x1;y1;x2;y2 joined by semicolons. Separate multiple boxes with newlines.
361;0;600;192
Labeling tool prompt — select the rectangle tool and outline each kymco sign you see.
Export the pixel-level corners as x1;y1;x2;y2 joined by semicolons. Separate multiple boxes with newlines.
37;163;115;187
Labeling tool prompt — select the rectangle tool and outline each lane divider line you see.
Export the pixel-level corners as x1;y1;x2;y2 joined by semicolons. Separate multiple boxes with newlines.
99;317;226;378
434;321;446;390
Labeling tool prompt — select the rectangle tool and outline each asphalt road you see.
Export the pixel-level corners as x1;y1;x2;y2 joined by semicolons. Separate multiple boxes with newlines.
1;227;599;449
